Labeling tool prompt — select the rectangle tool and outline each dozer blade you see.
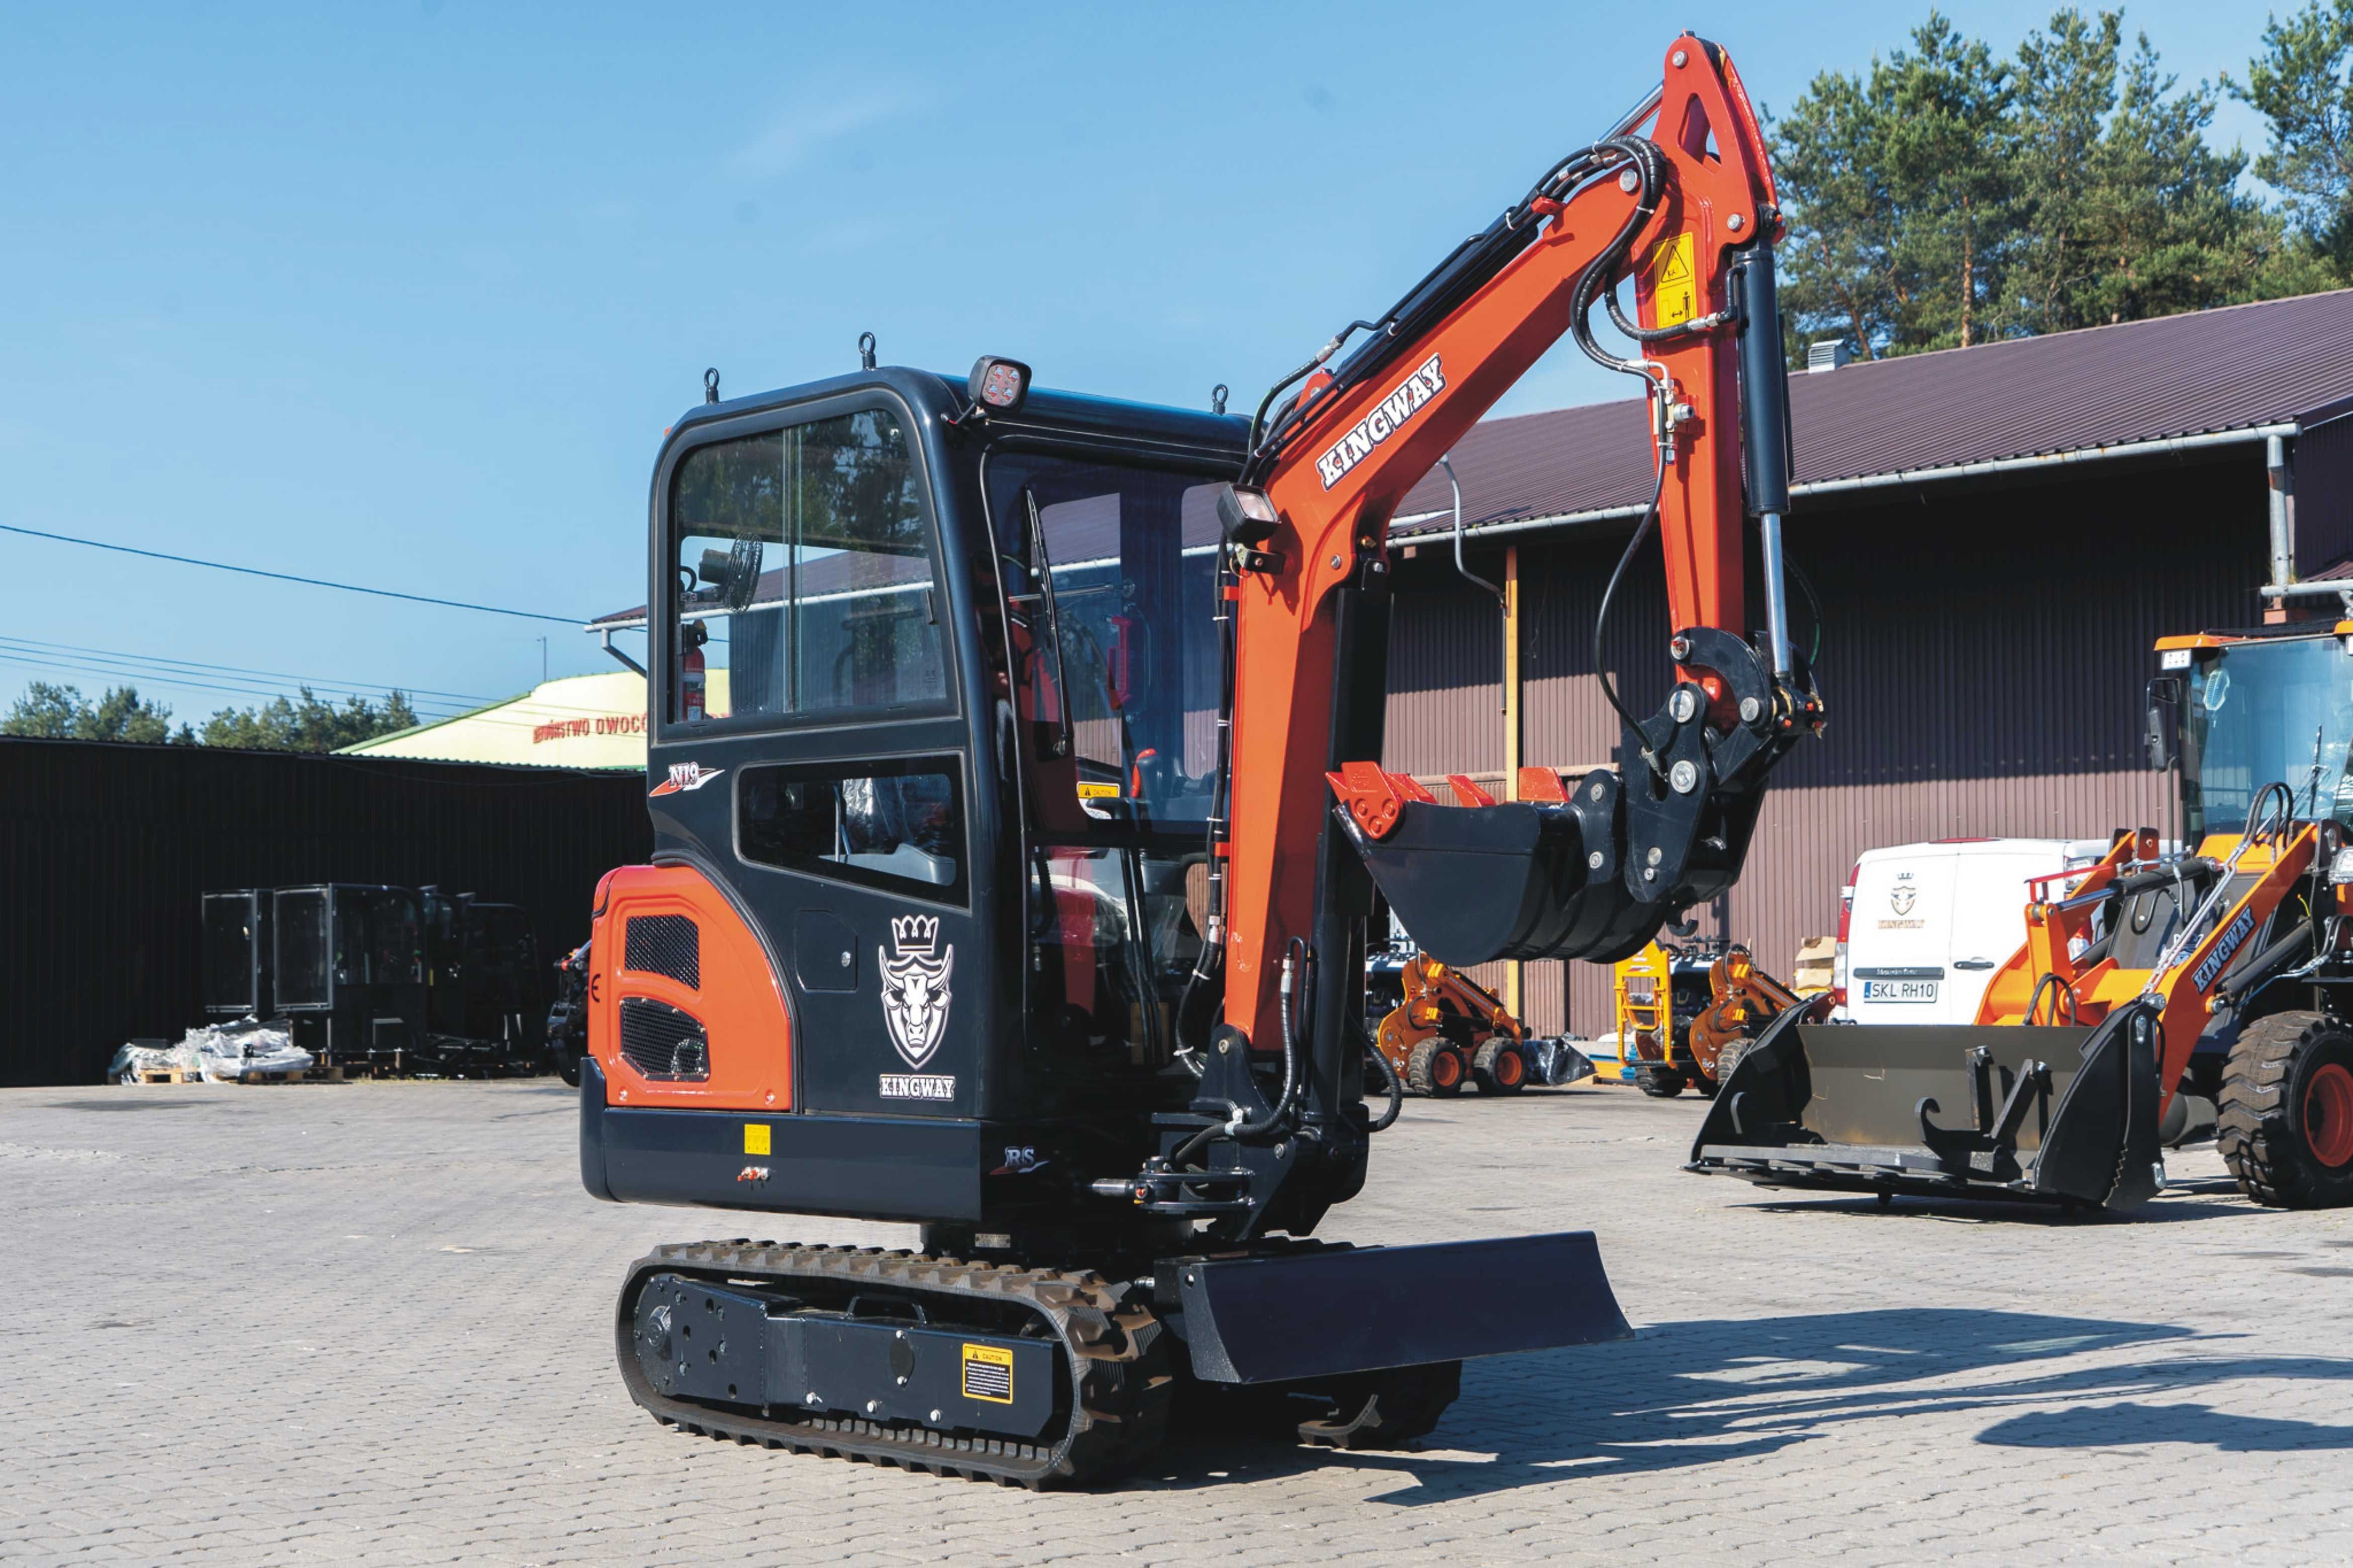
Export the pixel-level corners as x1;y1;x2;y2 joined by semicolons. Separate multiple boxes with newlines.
1170;1232;1632;1384
1687;1001;2167;1212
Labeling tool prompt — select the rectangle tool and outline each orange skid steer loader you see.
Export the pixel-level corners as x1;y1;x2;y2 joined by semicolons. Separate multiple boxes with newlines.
1373;951;1531;1096
1693;623;2353;1214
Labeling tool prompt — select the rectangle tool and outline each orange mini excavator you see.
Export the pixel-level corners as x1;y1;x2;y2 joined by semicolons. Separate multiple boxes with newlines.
578;36;1820;1485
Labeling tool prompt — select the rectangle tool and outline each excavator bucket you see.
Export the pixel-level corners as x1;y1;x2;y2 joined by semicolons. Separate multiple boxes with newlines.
1337;770;1665;966
1687;1001;2168;1211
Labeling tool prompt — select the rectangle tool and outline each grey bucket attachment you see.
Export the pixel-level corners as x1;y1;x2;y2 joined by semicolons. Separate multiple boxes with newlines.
1687;1000;2167;1212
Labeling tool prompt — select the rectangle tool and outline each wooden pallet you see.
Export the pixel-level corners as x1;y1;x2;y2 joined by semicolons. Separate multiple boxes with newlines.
230;1064;346;1085
132;1067;198;1085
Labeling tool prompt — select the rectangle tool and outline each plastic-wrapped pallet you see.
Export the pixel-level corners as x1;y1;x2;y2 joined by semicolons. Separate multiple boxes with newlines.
111;1019;311;1083
109;1037;201;1084
191;1018;312;1082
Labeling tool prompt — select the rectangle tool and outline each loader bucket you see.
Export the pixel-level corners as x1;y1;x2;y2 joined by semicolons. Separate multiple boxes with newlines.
1170;1232;1632;1384
1689;1000;2167;1212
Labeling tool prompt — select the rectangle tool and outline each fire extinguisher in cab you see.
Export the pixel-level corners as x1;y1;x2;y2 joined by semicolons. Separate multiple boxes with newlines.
681;621;707;722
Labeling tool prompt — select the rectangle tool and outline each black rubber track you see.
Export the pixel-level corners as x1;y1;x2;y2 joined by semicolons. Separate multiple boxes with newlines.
2218;1011;2353;1210
615;1241;1171;1488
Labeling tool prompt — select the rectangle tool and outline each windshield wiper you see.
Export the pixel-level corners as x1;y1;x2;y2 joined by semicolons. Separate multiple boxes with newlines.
1023;488;1074;760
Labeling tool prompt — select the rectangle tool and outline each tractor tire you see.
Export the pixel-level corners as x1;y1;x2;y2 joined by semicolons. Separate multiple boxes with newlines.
1712;1037;1750;1093
1472;1040;1528;1095
1406;1040;1467;1098
2219;1010;2353;1209
1636;1065;1687;1098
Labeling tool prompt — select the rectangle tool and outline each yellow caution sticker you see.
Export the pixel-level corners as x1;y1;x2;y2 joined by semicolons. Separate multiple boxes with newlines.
1076;781;1120;800
1643;231;1697;328
961;1342;1015;1404
744;1123;771;1156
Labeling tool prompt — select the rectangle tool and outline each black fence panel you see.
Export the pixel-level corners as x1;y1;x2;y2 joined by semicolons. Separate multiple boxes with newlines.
0;739;651;1086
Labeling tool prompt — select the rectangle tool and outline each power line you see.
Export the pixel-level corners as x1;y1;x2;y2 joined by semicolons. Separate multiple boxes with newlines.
0;641;651;730
0;521;589;624
0;634;497;705
0;651;473;720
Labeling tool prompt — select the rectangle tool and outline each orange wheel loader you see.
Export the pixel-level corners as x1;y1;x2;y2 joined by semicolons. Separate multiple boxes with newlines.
578;36;1821;1486
1694;623;2353;1215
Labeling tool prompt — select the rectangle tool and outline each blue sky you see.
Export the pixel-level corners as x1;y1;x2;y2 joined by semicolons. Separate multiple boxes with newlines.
0;2;2296;725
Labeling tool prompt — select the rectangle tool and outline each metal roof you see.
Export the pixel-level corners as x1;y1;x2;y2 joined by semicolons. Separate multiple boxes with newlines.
1391;287;2353;538
588;290;2353;625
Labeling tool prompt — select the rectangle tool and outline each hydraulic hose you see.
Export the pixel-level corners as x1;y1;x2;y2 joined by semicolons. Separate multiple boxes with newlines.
1244;135;1663;485
1231;937;1310;1138
2214;922;2315;1004
1591;445;1670;746
1175;542;1242;1067
1362;1035;1404;1131
2249;780;2295;847
2027;972;2080;1026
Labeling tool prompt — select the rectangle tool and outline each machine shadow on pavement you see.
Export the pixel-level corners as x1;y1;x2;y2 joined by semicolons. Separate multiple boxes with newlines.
1733;1184;2271;1226
1127;1307;2353;1502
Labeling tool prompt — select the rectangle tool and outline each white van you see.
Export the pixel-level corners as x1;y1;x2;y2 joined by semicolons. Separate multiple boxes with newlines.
1837;837;2113;1025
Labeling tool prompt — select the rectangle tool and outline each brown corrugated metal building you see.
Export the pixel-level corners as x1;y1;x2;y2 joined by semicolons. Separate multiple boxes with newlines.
1384;289;2353;1035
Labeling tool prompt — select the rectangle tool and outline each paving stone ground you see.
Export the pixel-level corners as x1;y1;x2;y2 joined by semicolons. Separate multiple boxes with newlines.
5;1076;2351;1565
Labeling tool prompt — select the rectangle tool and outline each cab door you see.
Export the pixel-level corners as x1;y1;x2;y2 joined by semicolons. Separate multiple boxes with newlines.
646;390;996;1119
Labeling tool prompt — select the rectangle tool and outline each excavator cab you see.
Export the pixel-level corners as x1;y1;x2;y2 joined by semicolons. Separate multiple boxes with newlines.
587;368;1241;1166
1693;622;2353;1214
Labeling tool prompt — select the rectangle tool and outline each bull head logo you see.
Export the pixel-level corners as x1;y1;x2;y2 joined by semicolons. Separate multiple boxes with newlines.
880;915;955;1070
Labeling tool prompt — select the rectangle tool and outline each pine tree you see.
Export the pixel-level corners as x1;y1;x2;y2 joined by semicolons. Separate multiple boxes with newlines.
1774;7;2344;367
201;688;421;752
2231;0;2353;265
2;681;179;743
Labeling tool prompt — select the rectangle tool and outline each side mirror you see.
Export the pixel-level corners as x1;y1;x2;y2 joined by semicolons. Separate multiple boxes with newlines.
2144;676;2181;771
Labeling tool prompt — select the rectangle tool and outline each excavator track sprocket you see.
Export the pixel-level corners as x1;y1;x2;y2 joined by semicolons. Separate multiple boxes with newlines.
614;1241;1171;1489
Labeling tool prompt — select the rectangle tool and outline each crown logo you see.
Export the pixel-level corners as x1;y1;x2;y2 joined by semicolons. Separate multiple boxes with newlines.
880;914;954;1071
889;915;939;957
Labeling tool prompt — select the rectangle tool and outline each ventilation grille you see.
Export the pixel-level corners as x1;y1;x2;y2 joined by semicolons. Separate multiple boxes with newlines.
618;996;709;1081
625;914;701;989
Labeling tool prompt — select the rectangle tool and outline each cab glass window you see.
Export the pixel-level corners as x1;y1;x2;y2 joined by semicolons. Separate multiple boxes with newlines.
738;756;966;903
985;453;1224;830
670;410;946;725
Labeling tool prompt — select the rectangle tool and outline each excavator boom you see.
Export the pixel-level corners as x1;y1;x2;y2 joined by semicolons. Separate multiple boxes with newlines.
1204;35;1818;1068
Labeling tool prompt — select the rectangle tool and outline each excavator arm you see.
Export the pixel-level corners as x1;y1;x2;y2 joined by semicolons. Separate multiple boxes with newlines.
1204;37;1822;1060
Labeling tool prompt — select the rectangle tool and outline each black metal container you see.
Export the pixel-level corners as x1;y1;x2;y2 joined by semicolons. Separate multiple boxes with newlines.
200;890;274;1019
